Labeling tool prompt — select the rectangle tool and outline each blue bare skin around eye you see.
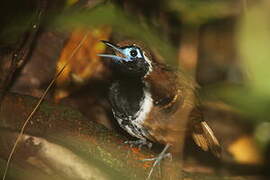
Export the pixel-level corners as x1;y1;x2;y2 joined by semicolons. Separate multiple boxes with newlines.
121;48;143;60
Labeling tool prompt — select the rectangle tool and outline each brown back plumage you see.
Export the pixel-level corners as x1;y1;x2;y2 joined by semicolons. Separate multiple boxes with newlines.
143;61;221;156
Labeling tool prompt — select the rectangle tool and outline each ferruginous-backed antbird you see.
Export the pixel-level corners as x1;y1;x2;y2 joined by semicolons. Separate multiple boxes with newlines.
98;40;221;179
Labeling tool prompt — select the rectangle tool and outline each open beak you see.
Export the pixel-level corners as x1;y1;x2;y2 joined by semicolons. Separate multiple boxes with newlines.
98;40;130;62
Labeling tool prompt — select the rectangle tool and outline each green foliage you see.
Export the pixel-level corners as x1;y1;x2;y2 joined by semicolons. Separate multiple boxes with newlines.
239;1;270;97
53;3;177;64
168;0;236;24
223;0;270;122
210;1;270;124
238;1;270;147
211;0;270;148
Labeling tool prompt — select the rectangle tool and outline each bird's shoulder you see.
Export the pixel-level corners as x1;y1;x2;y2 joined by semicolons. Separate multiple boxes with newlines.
144;62;197;111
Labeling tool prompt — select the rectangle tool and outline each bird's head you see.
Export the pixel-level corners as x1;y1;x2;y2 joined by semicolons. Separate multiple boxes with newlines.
98;40;153;77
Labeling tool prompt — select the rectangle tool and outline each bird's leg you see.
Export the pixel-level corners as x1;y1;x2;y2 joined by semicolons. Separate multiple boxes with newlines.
142;144;171;180
124;139;152;149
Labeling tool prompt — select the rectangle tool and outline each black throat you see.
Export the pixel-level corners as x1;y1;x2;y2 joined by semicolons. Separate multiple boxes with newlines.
109;76;146;122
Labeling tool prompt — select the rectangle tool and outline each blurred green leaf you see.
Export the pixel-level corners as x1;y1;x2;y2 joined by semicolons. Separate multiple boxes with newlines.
168;0;238;24
214;85;270;122
238;1;270;96
53;3;177;65
208;0;270;123
255;122;270;149
202;1;270;149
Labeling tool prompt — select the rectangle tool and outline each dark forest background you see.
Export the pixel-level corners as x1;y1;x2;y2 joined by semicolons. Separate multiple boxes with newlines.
0;0;269;180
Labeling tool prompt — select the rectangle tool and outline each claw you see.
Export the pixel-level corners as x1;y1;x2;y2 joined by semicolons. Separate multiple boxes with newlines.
142;153;171;162
143;144;171;180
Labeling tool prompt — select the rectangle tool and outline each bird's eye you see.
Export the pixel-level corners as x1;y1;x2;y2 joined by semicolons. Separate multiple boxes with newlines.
130;49;138;57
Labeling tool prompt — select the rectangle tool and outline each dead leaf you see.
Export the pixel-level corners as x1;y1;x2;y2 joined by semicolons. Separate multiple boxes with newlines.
55;26;111;101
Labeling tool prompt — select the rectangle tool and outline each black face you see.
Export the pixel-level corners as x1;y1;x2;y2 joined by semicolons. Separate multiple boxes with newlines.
98;41;152;77
113;56;150;77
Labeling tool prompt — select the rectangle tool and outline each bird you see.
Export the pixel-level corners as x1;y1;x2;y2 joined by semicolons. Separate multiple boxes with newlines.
98;40;221;179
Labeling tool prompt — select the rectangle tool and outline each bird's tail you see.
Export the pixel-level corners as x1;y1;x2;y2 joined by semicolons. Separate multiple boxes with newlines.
192;121;221;158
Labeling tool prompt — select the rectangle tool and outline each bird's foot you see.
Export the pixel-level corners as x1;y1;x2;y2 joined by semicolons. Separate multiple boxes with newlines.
124;139;152;149
141;144;171;180
142;153;172;162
